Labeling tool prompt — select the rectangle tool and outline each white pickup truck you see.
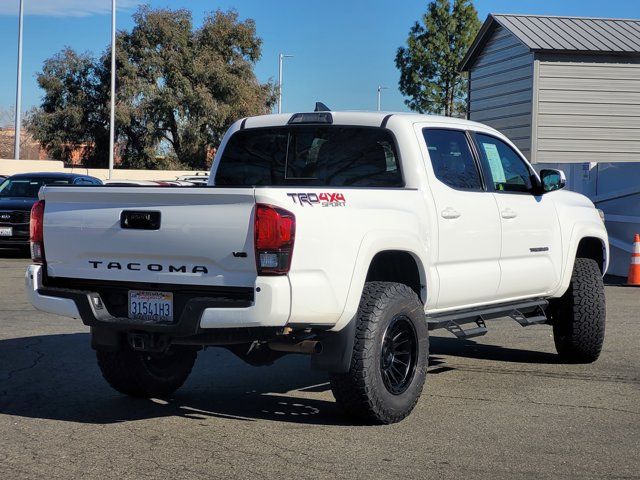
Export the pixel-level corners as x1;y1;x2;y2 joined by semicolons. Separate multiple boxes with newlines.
26;110;608;424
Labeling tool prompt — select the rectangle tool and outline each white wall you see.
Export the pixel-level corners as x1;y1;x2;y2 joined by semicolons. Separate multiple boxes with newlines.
0;159;208;181
537;161;640;277
592;163;640;277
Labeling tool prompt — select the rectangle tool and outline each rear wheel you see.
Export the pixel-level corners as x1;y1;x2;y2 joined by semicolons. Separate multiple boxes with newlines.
552;257;606;363
329;282;429;424
97;346;197;397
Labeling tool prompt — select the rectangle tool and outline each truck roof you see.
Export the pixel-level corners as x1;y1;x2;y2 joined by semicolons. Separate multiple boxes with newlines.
239;111;498;133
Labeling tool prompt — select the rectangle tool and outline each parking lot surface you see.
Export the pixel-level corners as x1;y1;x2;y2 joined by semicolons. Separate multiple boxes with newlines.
0;253;638;479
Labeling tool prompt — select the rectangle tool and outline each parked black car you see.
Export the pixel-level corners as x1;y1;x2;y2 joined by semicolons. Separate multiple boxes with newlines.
0;172;102;248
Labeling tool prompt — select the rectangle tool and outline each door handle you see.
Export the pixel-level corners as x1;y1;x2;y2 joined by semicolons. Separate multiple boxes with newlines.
441;208;461;220
501;208;518;219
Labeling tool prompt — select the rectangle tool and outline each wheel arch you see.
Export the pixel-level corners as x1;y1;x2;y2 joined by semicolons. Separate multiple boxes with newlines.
553;225;609;298
365;250;424;299
576;236;607;274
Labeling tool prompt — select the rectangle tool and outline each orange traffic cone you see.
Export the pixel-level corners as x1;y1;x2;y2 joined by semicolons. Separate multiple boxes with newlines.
628;234;640;286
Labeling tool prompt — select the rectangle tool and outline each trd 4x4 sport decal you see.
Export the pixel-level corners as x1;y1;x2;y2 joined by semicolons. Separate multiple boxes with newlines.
286;192;346;207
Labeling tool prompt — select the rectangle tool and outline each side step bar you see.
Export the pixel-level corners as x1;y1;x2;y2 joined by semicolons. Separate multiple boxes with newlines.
426;299;549;340
444;317;488;339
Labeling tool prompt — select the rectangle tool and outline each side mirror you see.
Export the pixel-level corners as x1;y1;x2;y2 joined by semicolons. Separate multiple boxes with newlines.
540;169;566;193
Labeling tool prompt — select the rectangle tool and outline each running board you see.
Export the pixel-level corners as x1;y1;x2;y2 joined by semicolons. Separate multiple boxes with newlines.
509;304;548;326
427;299;548;339
445;317;487;339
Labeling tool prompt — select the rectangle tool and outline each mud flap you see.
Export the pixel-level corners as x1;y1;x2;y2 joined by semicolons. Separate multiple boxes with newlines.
310;316;356;373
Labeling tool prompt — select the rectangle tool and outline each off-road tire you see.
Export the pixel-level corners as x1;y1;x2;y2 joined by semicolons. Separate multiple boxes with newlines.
552;257;605;363
329;282;429;424
97;346;197;397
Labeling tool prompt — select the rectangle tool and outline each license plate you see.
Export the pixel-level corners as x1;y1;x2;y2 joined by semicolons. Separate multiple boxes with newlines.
128;290;173;323
0;227;12;237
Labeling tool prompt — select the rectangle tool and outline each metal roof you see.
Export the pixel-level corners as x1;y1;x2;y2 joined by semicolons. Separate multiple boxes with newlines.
461;13;640;71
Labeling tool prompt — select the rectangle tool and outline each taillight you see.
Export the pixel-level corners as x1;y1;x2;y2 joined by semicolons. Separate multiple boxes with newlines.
30;200;45;264
254;204;295;275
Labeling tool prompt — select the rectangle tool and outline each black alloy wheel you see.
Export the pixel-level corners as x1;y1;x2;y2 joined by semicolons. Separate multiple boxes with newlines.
329;281;429;424
380;315;418;395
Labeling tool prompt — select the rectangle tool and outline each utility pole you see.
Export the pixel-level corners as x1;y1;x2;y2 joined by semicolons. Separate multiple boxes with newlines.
277;53;293;114
108;0;116;179
376;85;388;112
14;0;24;160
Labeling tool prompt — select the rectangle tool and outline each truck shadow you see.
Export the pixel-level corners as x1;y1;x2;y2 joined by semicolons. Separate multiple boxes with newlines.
0;332;347;426
430;336;559;365
0;332;559;426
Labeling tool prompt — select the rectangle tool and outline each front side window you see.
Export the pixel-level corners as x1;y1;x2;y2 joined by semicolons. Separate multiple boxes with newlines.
475;134;534;193
422;129;483;190
215;126;402;187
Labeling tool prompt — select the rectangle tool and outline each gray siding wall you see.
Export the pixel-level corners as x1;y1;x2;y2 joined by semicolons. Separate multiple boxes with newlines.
469;25;534;159
536;60;640;163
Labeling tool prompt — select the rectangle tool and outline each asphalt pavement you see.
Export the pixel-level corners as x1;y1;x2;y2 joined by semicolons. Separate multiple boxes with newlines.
0;251;638;479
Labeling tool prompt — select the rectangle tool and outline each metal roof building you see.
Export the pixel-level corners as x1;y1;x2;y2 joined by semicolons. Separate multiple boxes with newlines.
461;14;640;276
461;13;640;164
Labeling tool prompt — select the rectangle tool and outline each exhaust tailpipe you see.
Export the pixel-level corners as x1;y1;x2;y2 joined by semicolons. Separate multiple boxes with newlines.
267;340;322;355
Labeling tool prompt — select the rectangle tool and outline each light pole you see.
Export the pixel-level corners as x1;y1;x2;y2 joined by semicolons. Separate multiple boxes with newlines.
277;53;293;114
376;85;388;111
108;0;116;179
14;0;24;160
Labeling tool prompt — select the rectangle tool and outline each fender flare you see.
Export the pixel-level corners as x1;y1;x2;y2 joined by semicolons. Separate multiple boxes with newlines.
552;221;609;298
313;232;430;372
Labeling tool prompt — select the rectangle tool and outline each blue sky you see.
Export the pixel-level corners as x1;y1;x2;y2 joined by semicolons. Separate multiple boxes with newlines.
0;0;638;117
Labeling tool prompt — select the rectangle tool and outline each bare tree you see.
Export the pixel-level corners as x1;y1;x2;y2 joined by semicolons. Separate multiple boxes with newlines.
0;105;46;160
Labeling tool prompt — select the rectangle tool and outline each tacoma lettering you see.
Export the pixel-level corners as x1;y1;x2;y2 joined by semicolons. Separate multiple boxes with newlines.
88;261;208;274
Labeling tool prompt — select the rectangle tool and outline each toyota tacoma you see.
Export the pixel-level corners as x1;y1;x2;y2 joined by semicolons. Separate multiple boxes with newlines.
25;110;608;424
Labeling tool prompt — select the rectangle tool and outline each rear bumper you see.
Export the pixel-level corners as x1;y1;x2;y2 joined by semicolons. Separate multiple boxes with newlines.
0;223;29;246
26;265;81;318
25;265;291;332
0;237;29;246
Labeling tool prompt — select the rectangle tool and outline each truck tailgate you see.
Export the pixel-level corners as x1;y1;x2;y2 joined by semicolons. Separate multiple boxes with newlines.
41;187;257;287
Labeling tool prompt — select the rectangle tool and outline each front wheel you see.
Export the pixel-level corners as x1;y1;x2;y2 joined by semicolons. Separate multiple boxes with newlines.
329;282;429;424
97;346;197;398
552;257;606;363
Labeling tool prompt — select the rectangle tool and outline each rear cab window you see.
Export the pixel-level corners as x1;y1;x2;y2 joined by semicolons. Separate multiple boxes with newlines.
215;126;403;187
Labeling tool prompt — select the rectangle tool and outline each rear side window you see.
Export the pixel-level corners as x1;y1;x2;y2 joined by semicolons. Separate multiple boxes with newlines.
215;126;403;187
422;129;483;190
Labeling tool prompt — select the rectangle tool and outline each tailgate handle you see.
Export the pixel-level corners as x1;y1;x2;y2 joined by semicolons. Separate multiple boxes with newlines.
120;211;161;230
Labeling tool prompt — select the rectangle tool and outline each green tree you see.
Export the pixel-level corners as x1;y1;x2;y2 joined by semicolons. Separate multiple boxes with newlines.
27;7;275;169
25;49;110;165
395;0;480;116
